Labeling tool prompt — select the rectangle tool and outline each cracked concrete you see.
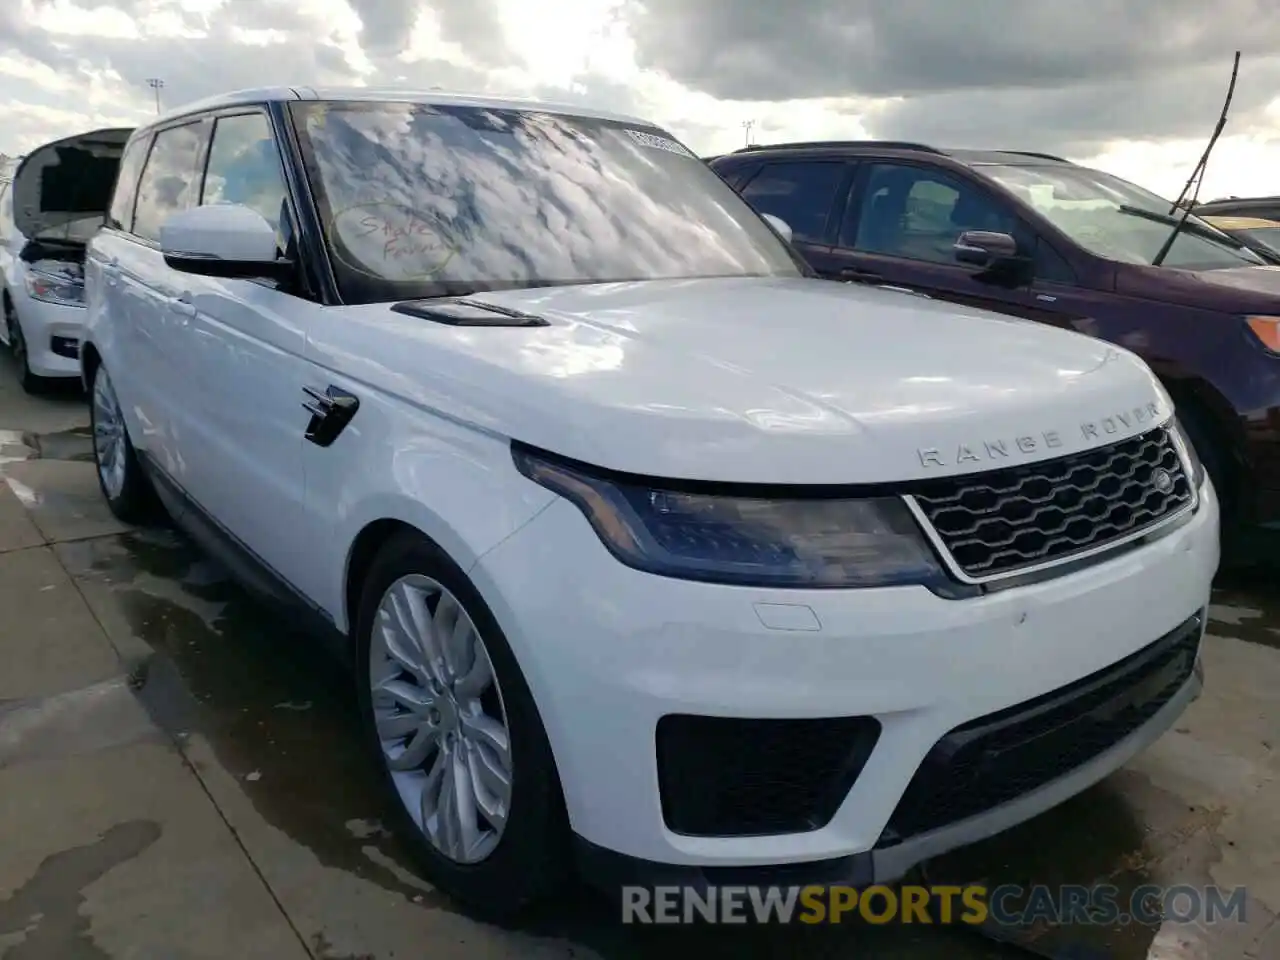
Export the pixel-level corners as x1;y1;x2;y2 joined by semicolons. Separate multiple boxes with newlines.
1;356;1278;959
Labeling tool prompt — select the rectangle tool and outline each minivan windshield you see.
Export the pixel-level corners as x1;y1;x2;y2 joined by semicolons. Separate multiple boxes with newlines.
983;163;1265;272
289;100;803;304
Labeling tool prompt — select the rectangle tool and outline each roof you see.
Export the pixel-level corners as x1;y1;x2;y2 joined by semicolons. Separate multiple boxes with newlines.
711;140;1072;166
149;85;652;130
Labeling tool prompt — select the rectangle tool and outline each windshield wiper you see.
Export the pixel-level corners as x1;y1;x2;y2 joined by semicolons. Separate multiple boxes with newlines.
1151;51;1241;267
1116;204;1252;262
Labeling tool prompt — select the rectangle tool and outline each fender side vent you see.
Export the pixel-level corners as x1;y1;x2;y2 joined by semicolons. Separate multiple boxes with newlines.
390;298;550;327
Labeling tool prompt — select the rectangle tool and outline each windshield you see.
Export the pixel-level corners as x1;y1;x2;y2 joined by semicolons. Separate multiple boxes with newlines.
1235;226;1280;256
289;100;802;304
983;164;1265;271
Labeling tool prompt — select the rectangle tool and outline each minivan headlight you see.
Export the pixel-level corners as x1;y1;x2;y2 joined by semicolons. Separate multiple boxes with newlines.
24;270;85;306
512;445;944;588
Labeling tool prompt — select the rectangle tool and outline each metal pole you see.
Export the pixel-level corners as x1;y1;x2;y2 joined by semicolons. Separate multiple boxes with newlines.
147;78;164;115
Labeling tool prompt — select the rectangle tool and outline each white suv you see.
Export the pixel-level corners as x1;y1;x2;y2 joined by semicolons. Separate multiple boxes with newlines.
1;129;131;391
77;87;1218;917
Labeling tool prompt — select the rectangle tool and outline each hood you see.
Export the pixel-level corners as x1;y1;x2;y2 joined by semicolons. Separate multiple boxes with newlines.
313;277;1173;485
11;127;132;240
1116;260;1280;311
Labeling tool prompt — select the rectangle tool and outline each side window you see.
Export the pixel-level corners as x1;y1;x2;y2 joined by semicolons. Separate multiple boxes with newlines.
739;161;845;244
200;112;290;254
845;163;1017;265
132;120;211;243
106;136;151;233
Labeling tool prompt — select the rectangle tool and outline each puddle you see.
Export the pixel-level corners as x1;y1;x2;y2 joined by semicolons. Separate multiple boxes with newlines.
27;427;95;463
1207;568;1280;651
0;427;93;470
57;529;446;907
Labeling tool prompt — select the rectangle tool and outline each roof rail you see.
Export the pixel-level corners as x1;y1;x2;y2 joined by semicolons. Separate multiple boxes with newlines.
995;149;1071;163
731;140;945;155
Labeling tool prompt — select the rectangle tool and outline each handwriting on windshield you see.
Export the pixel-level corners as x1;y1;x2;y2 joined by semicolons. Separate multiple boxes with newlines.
351;213;448;261
332;201;456;279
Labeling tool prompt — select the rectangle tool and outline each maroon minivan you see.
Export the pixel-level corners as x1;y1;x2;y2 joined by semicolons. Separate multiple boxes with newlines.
710;142;1280;554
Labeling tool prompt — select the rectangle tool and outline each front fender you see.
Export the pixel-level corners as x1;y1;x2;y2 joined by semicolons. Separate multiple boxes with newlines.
321;422;556;634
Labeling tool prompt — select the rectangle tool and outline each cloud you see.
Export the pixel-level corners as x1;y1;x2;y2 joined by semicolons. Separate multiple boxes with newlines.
3;0;1280;201
621;0;1280;155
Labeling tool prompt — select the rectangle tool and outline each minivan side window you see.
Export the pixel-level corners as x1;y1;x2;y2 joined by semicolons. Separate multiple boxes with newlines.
847;163;1018;265
132;120;211;243
200;112;290;254
106;135;152;233
739;161;845;244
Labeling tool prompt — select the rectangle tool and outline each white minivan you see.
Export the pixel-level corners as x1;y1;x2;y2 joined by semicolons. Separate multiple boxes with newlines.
1;129;132;391
66;86;1217;918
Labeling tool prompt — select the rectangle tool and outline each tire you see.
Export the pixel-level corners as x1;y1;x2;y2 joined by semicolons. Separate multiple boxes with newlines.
353;531;571;920
5;296;48;395
88;361;158;524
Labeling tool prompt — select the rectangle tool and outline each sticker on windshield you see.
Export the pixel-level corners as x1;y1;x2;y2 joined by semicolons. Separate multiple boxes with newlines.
623;129;696;158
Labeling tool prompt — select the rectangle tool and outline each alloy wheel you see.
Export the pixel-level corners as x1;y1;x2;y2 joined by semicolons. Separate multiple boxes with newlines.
370;574;513;864
92;367;128;501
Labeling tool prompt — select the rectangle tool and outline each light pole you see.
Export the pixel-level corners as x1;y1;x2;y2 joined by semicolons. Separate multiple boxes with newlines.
146;78;165;115
741;119;755;147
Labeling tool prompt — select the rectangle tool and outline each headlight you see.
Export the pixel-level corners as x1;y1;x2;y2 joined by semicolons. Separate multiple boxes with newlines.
24;270;85;306
512;445;945;588
1244;315;1280;353
1168;417;1206;489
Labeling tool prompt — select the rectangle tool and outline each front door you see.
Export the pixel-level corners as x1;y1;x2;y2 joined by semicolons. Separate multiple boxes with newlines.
158;109;323;601
827;160;1086;326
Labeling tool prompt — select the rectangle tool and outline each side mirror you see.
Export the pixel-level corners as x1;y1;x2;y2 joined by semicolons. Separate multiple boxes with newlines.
762;213;794;244
160;203;291;281
953;230;1019;268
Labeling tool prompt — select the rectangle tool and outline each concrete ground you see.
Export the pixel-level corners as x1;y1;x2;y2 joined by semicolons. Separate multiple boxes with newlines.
0;359;1277;960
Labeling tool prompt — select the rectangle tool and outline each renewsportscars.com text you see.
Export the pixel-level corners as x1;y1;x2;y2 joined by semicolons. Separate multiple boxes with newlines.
621;883;1248;926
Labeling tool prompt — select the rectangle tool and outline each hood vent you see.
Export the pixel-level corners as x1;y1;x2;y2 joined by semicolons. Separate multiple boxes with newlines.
390;298;550;327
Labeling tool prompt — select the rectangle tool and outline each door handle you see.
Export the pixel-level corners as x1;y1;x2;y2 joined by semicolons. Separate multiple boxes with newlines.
838;267;881;281
171;297;196;319
102;262;120;286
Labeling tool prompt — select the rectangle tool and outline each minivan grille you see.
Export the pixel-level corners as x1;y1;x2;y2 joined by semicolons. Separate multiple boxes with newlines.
911;427;1193;580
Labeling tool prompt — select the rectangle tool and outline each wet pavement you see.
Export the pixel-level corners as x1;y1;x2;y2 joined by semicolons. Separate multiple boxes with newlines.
0;360;1278;959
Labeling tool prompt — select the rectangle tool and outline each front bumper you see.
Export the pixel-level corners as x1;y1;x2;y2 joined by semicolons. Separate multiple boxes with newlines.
14;292;84;378
471;477;1218;878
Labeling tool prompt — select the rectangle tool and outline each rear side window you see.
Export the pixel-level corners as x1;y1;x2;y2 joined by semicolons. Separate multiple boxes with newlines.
106;135;151;233
740;161;845;244
132;120;211;243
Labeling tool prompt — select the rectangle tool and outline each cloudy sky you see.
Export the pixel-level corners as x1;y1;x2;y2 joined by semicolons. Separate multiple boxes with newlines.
2;0;1278;201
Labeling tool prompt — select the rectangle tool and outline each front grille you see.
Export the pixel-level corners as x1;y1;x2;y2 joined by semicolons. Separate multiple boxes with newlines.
876;613;1202;847
911;426;1193;580
655;714;881;837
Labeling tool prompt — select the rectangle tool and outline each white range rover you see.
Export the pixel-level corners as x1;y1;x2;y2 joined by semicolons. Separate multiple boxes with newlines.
72;87;1217;916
